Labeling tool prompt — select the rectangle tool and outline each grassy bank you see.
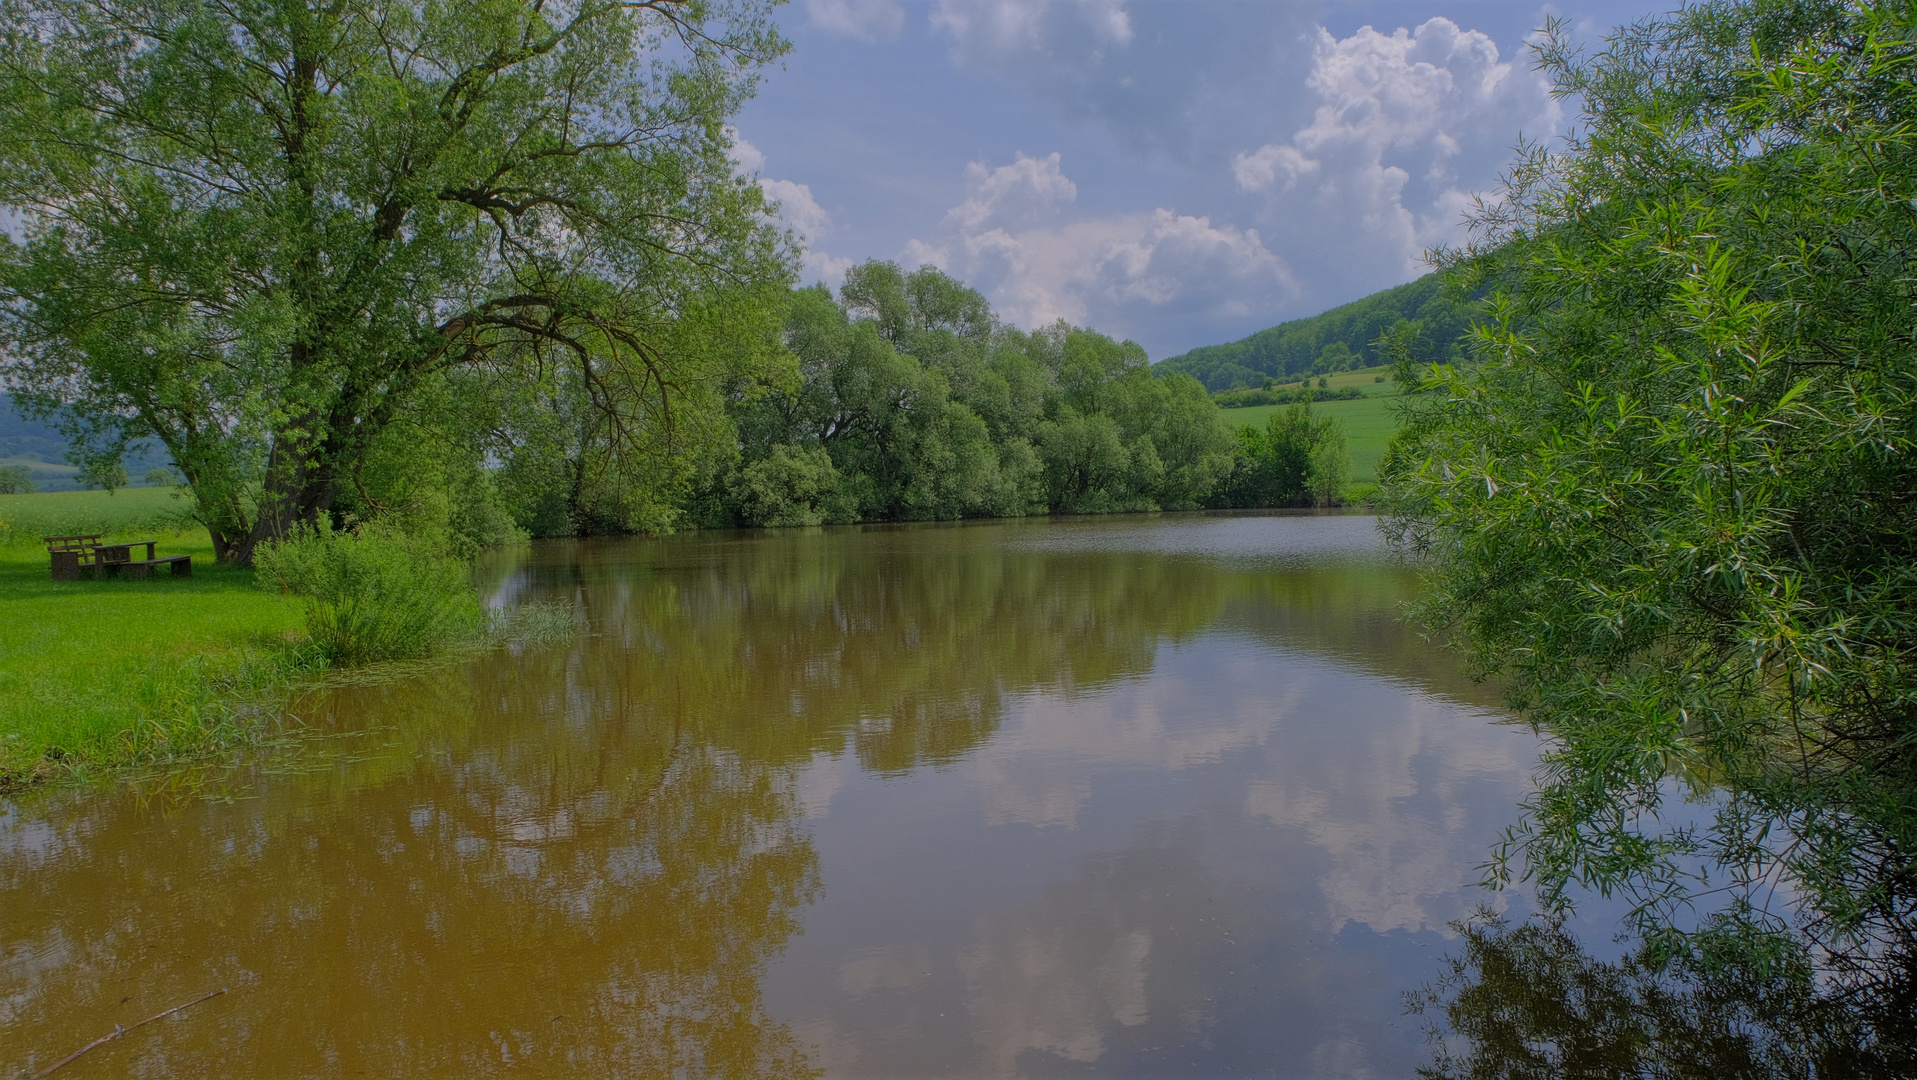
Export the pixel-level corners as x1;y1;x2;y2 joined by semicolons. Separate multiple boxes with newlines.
1222;392;1401;484
0;490;315;790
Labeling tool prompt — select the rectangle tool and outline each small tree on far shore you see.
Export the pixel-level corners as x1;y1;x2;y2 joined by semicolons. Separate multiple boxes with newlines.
76;461;127;494
0;465;33;493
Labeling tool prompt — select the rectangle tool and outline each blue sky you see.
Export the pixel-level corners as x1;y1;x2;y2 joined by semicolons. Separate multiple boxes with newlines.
732;0;1674;360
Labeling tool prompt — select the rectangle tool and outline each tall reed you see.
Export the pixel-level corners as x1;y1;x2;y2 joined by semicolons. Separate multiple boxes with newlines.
254;524;483;666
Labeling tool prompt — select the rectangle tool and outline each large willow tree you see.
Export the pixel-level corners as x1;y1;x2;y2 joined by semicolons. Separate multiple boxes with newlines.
0;0;792;561
1383;0;1917;998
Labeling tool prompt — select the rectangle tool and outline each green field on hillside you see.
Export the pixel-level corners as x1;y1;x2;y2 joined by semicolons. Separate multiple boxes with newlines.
1221;392;1401;485
1277;365;1399;393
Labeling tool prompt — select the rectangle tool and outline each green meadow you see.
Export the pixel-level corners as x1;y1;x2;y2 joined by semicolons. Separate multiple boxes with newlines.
0;485;192;539
0;489;311;789
1222;388;1402;485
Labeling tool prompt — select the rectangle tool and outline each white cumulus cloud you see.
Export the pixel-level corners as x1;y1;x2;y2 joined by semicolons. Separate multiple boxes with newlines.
928;2;1315;158
743;149;854;288
905;154;1292;346
1232;144;1319;194
944;152;1078;233
1234;17;1562;298
727;130;765;173
805;0;904;42
761;178;832;244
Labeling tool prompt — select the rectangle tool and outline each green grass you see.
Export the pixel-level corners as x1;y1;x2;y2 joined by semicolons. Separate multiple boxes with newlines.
0;492;316;790
0;485;193;541
1222;392;1403;484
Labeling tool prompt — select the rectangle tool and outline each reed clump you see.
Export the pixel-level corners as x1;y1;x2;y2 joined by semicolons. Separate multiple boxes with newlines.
253;524;484;666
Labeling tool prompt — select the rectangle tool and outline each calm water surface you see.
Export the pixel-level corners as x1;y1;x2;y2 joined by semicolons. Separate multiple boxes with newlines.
3;514;1544;1077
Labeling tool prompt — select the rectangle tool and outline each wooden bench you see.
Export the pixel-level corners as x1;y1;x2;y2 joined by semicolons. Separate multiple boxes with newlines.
44;534;104;581
111;556;192;580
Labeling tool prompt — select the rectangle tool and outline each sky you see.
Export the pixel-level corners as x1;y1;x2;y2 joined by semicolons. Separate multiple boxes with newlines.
732;0;1676;361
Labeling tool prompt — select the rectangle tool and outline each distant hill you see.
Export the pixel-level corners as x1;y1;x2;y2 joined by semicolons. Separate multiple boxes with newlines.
1155;272;1480;392
0;394;68;464
0;394;174;490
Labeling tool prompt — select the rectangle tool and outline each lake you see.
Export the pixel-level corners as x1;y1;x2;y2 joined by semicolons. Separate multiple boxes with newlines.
2;513;1549;1077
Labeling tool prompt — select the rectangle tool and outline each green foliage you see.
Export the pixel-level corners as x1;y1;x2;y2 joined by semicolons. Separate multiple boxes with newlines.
0;464;32;493
738;444;842;527
254;524;481;666
1314;341;1354;375
1157;270;1481;391
1381;0;1917;978
704;264;1236;528
0;0;793;562
143;467;174;487
1223;392;1402;486
1308;423;1351;506
1210;402;1350;509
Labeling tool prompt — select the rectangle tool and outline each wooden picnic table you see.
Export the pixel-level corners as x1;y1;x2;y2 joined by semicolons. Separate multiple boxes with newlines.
44;536;192;581
96;540;158;566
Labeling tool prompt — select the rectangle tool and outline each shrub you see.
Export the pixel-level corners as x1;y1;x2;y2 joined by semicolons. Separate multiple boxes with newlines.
254;524;481;666
737;444;841;527
1307;424;1350;506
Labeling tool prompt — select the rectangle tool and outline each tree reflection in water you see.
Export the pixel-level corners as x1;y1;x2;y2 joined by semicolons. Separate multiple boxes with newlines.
2;522;1242;1075
1412;914;1917;1079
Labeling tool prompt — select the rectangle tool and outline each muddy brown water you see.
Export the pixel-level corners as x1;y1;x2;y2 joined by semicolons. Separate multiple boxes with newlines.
2;513;1543;1077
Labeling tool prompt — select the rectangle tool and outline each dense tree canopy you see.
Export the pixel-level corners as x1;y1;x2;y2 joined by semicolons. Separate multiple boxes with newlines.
1382;0;1917;995
0;0;792;561
665;261;1296;533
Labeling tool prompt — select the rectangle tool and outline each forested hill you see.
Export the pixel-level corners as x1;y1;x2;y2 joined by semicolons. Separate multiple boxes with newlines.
1154;272;1479;392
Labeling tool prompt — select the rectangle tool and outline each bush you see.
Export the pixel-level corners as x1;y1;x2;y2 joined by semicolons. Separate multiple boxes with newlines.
254;524;482;666
737;444;841;527
1307;424;1350;506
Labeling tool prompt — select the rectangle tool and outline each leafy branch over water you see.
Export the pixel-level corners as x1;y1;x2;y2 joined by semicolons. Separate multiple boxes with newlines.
1383;0;1917;1037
